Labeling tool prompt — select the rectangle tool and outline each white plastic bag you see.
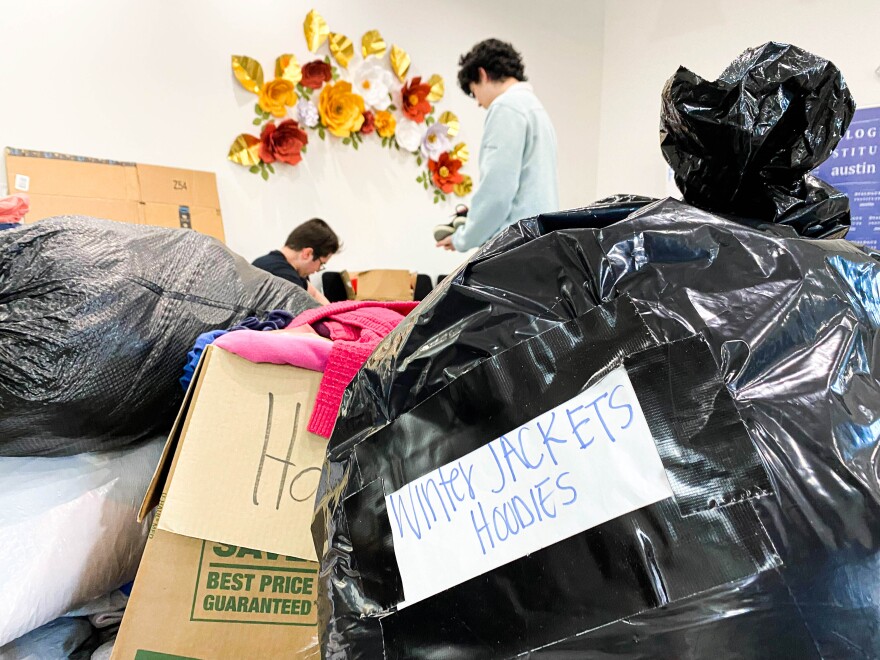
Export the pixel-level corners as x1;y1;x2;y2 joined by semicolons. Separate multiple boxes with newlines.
0;438;163;646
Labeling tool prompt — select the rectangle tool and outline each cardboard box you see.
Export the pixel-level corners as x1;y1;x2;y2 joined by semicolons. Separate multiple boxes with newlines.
136;164;221;208
4;148;226;242
5;150;139;200
140;203;226;242
112;346;326;659
355;269;414;301
25;194;141;225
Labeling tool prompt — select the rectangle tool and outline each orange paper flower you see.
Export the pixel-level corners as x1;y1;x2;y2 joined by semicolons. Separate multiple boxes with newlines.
401;76;432;123
258;78;297;117
319;81;365;137
374;110;396;138
428;152;464;193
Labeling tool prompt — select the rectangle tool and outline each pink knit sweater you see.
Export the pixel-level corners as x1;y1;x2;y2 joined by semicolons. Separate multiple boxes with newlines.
289;300;418;437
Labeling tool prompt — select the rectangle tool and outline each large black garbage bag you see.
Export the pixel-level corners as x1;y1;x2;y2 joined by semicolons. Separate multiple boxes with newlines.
312;196;880;659
0;216;318;456
660;42;856;238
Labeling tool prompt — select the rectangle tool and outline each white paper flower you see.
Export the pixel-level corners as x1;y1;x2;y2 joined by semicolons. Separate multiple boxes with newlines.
295;99;319;128
420;123;452;161
395;118;425;152
351;58;398;111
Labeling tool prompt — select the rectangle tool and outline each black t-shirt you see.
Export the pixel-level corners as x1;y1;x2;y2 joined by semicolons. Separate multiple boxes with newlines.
251;250;308;290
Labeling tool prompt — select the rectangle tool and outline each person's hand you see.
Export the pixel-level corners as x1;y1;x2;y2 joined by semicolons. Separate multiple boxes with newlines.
436;235;455;251
307;282;331;306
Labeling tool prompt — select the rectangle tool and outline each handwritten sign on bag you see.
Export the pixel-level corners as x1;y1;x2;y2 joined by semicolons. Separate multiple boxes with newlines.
386;366;674;608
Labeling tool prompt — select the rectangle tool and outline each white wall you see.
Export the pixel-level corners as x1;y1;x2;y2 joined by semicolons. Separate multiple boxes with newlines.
0;0;604;278
596;0;880;200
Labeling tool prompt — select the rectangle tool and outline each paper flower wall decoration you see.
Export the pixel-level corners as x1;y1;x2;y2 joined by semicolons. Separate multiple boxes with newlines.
227;9;472;203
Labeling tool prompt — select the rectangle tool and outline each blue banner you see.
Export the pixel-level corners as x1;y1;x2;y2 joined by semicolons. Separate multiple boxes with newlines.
814;106;880;249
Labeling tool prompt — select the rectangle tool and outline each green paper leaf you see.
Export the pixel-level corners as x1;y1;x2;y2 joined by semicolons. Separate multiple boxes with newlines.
342;137;350;145
324;55;331;64
252;118;262;125
416;155;422;166
352;139;359;150
261;169;269;181
423;181;428;190
254;103;261;114
249;165;260;174
433;197;439;204
388;104;397;111
267;163;275;173
301;145;308;153
318;126;326;139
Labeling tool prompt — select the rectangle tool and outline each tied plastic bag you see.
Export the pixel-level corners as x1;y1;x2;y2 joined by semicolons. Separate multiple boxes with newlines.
312;44;880;658
0;216;319;456
660;41;856;238
314;196;880;659
0;438;163;647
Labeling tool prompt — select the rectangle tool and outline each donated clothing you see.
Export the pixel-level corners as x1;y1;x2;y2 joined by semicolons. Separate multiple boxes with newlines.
452;82;558;251
252;250;308;289
288;300;419;438
213;328;333;373
179;329;228;390
230;309;294;332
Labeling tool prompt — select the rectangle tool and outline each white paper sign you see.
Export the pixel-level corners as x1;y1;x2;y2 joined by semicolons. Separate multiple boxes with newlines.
385;366;674;608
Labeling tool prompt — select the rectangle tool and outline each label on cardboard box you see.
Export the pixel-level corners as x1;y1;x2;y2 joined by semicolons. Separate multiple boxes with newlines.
191;540;317;625
158;347;326;561
14;174;29;191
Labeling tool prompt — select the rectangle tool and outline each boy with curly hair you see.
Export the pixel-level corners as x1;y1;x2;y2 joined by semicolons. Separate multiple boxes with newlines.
436;39;558;252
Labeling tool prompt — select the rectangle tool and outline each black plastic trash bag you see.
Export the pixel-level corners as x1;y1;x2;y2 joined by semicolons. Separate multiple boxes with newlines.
661;42;856;238
313;195;880;659
0;216;318;457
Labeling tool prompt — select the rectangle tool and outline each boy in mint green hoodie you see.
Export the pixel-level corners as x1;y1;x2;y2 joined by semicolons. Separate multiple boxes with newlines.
437;39;559;253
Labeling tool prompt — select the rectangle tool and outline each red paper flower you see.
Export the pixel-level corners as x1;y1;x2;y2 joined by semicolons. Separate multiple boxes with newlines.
428;152;464;193
360;110;376;134
260;119;309;166
301;60;333;90
401;76;433;123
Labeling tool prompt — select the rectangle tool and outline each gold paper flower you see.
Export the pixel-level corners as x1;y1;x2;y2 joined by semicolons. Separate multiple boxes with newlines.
319;81;365;137
375;110;396;138
453;173;473;197
258;78;297;117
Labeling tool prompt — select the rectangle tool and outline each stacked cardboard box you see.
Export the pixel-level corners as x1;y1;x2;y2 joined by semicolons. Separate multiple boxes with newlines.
5;148;225;242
